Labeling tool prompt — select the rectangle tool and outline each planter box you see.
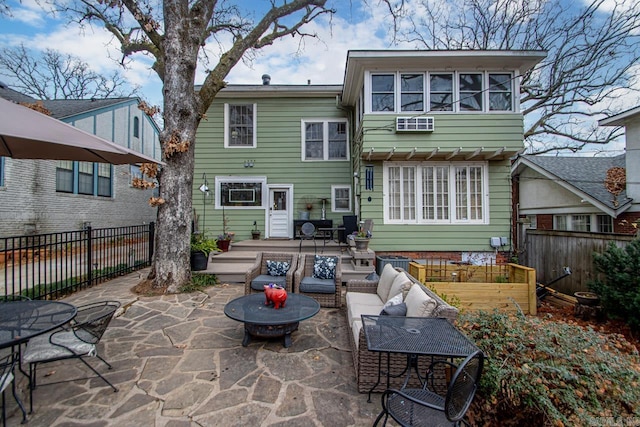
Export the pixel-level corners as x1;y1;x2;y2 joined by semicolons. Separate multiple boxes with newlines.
409;262;537;315
376;255;411;275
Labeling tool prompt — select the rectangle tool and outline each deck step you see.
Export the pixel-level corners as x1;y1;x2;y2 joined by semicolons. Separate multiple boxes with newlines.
202;239;374;284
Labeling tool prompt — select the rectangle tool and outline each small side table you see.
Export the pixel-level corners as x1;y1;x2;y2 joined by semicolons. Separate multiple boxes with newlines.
349;247;375;270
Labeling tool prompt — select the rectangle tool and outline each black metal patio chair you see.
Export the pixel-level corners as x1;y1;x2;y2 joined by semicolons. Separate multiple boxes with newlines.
22;300;121;412
0;351;27;425
373;350;484;427
298;222;317;253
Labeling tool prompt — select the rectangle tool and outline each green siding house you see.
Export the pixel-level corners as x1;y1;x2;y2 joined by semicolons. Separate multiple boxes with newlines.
194;50;545;260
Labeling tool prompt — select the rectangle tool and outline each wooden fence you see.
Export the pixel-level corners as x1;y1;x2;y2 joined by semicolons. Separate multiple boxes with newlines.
408;262;536;315
521;229;636;295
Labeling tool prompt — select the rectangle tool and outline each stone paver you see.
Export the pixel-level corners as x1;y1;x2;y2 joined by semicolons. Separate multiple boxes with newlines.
4;269;385;426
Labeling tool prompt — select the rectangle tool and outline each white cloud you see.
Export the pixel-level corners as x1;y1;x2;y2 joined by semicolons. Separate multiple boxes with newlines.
7;0;50;27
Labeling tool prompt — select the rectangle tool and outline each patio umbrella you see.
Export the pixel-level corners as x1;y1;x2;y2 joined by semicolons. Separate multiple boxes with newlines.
0;97;161;164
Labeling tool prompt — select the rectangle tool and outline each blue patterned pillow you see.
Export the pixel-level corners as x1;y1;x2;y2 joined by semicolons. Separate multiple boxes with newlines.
313;255;337;280
266;260;290;277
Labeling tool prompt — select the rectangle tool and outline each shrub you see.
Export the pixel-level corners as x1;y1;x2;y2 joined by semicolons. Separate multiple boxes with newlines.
459;310;640;426
587;239;640;331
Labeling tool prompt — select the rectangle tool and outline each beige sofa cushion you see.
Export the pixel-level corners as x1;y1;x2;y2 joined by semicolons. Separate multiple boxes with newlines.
387;272;413;302
348;301;385;324
351;319;363;350
377;264;400;302
405;283;438;317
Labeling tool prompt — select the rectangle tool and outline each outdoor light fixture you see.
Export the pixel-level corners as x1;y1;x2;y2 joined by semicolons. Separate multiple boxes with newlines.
244;160;255;168
199;173;209;234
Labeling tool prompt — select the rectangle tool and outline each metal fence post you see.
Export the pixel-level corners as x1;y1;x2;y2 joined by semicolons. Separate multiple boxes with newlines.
148;222;155;264
86;226;93;286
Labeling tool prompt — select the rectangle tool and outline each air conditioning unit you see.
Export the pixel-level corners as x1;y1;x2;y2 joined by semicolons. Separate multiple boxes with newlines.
396;117;435;132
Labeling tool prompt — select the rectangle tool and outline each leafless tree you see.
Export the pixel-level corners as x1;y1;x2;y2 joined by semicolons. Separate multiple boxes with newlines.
0;45;137;100
387;0;640;154
53;0;333;292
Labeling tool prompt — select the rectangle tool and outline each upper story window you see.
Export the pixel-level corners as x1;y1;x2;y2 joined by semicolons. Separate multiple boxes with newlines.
371;74;395;112
488;73;513;111
368;71;515;113
133;116;140;138
459;73;483;111
302;119;349;161
430;74;453;111
400;74;424;112
224;103;257;148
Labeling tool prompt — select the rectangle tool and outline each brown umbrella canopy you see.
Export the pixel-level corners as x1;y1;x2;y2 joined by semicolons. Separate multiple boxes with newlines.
0;97;161;164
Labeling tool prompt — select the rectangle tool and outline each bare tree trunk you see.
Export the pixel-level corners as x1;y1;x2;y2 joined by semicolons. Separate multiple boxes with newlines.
148;1;202;293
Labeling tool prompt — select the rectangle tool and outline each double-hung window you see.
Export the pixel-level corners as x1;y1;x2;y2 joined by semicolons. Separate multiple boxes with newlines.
488;73;513;111
385;162;487;224
302;119;348;161
371;74;395;112
224;103;256;148
430;74;453;111
459;73;483;111
331;185;352;212
400;74;424;112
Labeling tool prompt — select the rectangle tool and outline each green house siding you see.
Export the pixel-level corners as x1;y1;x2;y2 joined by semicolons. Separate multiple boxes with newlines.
359;114;524;153
194;95;352;240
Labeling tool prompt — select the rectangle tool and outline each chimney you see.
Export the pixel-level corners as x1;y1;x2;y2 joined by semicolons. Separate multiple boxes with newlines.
261;74;271;85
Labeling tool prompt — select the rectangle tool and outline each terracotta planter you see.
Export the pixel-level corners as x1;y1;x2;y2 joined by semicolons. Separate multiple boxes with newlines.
251;231;261;240
217;239;231;252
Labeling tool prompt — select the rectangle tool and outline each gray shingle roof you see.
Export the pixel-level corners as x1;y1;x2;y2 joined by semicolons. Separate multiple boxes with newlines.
41;98;133;119
524;155;630;209
0;83;37;104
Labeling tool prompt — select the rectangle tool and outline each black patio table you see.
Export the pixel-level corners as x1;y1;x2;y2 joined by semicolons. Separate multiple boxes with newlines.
361;315;480;401
0;300;77;422
0;300;77;350
224;293;320;348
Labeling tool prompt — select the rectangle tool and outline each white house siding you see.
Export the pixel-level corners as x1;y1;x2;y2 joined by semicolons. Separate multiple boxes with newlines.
0;159;156;236
625;120;640;204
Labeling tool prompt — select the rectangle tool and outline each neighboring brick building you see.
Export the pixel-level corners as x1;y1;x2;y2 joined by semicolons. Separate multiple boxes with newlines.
0;84;161;236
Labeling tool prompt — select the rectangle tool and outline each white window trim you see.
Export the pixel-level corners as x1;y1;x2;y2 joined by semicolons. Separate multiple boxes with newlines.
382;161;489;225
215;175;267;209
224;103;257;148
301;118;350;162
365;70;518;114
553;213;613;233
331;184;352;212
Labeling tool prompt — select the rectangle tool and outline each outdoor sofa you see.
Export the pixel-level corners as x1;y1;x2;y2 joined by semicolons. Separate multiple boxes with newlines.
345;264;459;393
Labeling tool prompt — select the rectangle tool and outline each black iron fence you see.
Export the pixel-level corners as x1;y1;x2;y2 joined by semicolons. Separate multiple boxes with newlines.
1;223;155;299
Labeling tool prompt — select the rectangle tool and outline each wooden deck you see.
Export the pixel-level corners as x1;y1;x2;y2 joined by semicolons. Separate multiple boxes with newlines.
201;238;375;284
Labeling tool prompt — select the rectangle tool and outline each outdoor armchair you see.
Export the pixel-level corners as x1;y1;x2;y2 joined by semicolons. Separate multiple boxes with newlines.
373;350;484;427
245;252;299;294
22;300;121;412
294;254;342;308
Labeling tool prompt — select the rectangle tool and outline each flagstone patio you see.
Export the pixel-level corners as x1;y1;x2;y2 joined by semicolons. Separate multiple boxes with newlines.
5;268;383;426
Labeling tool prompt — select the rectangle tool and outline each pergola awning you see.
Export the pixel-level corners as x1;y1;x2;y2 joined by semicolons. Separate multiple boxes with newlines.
361;146;520;162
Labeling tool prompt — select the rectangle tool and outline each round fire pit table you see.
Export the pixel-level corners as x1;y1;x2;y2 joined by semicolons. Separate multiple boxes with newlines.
224;293;320;348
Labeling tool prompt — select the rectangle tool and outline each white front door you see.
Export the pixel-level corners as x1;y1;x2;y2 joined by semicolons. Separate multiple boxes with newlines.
268;187;292;238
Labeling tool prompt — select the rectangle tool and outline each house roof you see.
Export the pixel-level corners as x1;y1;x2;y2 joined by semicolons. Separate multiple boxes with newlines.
41;98;134;120
598;105;640;127
205;84;343;98
511;154;632;217
341;49;547;106
0;82;37;104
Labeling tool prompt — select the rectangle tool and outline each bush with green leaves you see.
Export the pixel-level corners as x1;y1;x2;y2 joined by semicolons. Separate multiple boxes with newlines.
587;239;640;331
459;310;640;426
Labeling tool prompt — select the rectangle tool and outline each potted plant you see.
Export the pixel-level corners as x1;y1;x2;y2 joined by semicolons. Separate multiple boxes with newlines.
216;206;232;251
190;233;218;270
352;229;372;251
251;221;261;240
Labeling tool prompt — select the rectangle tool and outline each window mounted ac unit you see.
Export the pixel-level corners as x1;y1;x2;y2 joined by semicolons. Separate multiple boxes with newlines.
396;117;435;132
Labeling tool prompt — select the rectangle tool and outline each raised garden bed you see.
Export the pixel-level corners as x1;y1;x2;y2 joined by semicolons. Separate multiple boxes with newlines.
408;261;537;315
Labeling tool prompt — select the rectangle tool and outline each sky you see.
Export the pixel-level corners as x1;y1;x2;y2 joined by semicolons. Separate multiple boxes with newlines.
0;0;638;156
